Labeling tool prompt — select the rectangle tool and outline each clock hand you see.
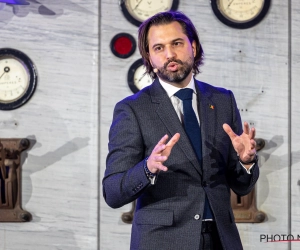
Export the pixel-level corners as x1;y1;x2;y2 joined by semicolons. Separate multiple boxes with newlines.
0;67;9;79
228;0;235;8
133;0;143;10
0;67;11;81
138;73;146;82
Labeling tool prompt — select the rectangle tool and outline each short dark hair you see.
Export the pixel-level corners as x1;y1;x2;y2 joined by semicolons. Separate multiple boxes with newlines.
138;11;204;79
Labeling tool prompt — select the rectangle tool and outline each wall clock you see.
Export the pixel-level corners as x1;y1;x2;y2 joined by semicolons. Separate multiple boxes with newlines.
0;48;37;110
127;58;152;93
211;0;271;29
120;0;179;27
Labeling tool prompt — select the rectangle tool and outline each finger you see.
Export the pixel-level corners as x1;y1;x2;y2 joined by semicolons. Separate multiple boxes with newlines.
153;134;169;152
245;148;256;158
153;155;168;162
166;133;180;148
157;164;168;172
243;122;250;135
162;133;180;157
250;138;256;150
152;163;168;172
157;134;169;146
153;143;166;154
223;123;237;140
147;158;168;173
249;127;256;140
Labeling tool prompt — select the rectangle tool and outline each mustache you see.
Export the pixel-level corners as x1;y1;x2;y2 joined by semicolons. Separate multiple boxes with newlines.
163;59;184;69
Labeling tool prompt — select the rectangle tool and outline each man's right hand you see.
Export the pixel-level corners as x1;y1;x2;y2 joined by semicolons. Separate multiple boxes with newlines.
147;133;180;174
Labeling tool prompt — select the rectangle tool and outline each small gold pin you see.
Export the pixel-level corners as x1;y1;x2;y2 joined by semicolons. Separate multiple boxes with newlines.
209;104;214;109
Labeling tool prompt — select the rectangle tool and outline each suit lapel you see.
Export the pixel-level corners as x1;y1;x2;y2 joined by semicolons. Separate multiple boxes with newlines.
149;79;202;176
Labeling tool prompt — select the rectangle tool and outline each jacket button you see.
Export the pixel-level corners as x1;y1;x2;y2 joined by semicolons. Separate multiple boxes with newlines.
202;181;207;187
194;214;201;220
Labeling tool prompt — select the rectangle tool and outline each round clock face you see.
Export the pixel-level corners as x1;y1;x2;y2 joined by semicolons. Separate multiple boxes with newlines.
120;0;179;27
0;57;30;102
211;0;271;29
0;48;37;110
127;58;153;93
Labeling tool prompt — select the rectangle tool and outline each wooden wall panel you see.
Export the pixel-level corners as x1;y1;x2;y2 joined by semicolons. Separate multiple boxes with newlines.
292;1;300;250
99;0;137;248
0;1;99;249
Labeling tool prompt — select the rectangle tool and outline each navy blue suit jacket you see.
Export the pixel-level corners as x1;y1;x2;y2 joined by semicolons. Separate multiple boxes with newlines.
103;78;259;250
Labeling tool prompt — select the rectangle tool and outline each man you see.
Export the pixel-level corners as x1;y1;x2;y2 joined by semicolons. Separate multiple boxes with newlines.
103;11;259;250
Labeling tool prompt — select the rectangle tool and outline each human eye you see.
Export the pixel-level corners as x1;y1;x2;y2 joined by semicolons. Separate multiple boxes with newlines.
174;41;183;46
153;45;162;51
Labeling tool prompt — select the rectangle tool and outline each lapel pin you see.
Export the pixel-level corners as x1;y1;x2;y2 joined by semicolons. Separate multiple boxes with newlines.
209;104;214;109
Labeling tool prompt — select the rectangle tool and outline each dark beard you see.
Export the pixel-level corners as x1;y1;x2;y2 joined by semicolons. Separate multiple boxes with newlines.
155;57;193;83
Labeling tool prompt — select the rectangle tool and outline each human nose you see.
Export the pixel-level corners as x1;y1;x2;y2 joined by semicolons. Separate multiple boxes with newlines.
165;46;176;59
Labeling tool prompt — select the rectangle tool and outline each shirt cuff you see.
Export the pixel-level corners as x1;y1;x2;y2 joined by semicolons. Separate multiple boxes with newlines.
239;162;255;174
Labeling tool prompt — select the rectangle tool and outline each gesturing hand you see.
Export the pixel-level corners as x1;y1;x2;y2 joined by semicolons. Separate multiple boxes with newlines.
223;122;256;165
147;133;180;174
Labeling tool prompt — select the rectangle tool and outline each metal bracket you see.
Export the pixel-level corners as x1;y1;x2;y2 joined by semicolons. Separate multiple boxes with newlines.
121;200;136;224
0;138;32;222
231;138;266;223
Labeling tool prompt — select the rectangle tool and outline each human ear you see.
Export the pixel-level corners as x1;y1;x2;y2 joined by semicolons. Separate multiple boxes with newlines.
192;41;196;57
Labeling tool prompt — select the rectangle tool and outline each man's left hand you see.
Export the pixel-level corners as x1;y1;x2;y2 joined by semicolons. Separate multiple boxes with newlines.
223;122;256;167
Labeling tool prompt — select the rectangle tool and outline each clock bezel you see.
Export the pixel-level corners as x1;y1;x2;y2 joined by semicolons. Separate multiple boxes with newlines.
120;0;180;27
128;58;149;93
0;48;38;110
211;0;271;29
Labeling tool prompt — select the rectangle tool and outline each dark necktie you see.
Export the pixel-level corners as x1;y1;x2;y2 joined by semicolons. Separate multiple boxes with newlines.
174;88;214;220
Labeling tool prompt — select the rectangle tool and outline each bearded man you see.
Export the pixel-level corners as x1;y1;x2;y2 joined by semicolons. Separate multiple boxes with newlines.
103;11;259;250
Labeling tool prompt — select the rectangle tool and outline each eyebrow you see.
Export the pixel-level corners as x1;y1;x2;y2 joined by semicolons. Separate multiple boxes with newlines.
151;38;185;49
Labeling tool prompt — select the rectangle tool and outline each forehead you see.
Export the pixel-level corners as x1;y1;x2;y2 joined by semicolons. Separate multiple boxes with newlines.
147;21;188;46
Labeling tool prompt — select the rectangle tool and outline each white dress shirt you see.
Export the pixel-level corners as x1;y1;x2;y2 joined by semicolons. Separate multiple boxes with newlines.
159;77;199;124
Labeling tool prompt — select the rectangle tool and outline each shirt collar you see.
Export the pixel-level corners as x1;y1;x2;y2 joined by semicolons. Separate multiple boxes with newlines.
158;77;196;98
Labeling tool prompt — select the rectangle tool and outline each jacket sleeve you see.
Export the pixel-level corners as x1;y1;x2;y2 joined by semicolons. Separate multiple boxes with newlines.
225;90;259;196
102;100;151;208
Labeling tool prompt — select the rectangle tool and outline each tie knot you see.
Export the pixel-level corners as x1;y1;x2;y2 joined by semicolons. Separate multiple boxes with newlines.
174;88;193;101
